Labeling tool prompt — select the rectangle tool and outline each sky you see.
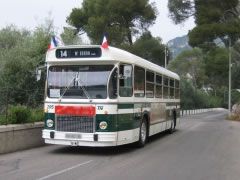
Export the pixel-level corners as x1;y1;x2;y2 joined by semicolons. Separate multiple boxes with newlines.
0;0;195;43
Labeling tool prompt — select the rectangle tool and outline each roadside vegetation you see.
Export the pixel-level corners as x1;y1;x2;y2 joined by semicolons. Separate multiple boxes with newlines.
0;0;240;124
228;114;240;121
168;0;240;111
0;106;44;125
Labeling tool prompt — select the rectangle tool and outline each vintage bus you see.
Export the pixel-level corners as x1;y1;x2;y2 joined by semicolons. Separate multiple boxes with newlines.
42;45;180;147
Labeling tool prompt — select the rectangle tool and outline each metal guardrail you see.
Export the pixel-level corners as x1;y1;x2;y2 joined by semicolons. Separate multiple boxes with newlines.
180;108;217;116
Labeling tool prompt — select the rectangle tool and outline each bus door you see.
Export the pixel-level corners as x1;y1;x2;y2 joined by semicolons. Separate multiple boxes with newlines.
117;64;134;142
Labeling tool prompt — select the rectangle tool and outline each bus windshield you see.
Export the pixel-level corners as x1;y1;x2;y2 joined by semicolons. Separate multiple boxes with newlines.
47;65;114;99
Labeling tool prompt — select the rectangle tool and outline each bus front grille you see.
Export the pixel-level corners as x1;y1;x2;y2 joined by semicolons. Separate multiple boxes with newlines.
56;115;94;133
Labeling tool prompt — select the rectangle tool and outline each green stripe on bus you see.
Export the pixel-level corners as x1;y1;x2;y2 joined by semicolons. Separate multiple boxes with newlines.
118;104;134;109
96;114;118;132
96;113;140;132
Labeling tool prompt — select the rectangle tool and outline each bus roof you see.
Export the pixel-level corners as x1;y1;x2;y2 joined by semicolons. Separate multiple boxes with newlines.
46;45;180;80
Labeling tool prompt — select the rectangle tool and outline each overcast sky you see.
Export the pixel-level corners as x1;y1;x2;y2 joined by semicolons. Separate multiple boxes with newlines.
0;0;195;43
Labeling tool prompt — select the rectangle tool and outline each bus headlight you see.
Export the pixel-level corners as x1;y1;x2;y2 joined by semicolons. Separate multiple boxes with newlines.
46;119;54;128
99;121;108;130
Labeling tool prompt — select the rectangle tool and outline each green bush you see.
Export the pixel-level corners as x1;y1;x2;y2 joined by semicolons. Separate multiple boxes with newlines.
8;105;31;124
0;106;43;125
30;108;44;123
228;114;240;121
180;79;223;110
0;115;7;125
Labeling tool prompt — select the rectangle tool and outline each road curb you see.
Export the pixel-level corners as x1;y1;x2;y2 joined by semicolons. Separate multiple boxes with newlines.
0;122;45;154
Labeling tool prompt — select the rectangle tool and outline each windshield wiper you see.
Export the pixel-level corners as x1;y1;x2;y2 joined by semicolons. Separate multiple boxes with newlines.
75;73;91;100
58;74;76;102
58;72;91;102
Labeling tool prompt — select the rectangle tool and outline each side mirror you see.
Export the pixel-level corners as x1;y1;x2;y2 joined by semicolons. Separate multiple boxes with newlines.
123;65;132;78
36;68;42;81
118;74;126;80
35;65;46;81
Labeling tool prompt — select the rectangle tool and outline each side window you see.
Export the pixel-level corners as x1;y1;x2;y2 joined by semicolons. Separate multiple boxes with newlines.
170;79;175;99
134;66;145;97
108;68;118;99
175;80;180;99
146;71;154;98
119;64;133;97
155;74;162;98
163;76;169;99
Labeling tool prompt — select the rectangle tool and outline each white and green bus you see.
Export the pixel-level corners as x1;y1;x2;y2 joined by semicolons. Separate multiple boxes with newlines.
42;45;180;147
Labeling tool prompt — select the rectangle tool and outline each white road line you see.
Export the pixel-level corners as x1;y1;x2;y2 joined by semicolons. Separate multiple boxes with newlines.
37;160;93;180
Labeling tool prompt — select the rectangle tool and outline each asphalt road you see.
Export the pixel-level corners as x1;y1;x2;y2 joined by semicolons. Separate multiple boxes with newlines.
1;109;240;180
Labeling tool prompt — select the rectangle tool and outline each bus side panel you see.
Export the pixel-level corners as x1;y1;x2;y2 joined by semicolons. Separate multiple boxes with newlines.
149;102;180;136
116;103;140;145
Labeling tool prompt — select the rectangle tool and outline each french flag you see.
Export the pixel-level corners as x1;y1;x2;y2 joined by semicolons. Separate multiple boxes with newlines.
48;36;58;50
101;35;109;49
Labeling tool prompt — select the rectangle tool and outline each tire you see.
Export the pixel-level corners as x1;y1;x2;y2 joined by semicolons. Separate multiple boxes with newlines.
173;110;177;129
137;118;148;147
169;110;177;134
169;120;174;134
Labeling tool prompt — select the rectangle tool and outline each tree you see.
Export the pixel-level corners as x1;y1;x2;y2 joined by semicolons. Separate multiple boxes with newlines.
124;32;166;67
0;20;54;110
232;42;240;90
60;27;82;45
168;0;194;24
168;48;206;88
204;47;229;89
67;0;157;45
180;79;222;109
168;0;240;47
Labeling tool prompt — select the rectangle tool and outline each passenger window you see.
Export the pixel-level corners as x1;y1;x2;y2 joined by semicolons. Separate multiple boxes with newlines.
170;79;175;99
134;66;145;97
146;71;154;98
155;74;162;98
163;76;169;99
175;80;180;99
119;64;133;97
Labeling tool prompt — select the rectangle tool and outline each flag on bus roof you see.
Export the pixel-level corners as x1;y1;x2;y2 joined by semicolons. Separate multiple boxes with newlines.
101;35;109;49
48;35;64;50
48;36;57;50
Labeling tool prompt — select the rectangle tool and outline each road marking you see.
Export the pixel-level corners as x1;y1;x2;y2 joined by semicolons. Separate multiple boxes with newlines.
37;160;93;180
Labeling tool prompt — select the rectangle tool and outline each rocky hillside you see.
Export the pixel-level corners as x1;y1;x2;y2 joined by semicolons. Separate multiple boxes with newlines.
168;35;192;59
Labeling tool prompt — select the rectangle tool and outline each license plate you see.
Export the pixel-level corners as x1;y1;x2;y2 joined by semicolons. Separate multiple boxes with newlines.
65;133;82;139
70;141;79;146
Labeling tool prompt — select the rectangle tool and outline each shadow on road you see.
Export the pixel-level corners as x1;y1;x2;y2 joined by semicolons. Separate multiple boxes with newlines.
49;130;179;156
49;144;137;156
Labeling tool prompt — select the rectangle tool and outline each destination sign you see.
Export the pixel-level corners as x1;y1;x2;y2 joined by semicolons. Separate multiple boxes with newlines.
55;48;102;58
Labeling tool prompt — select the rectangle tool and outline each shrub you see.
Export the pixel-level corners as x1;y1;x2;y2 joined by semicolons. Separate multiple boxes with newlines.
228;114;240;121
30;108;44;123
180;79;223;110
8;105;31;124
0;115;7;125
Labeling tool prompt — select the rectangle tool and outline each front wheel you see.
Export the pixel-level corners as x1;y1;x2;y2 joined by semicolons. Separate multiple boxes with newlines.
137;118;148;147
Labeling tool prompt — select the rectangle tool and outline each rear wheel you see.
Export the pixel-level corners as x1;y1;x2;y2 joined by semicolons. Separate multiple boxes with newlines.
137;118;148;147
169;120;174;134
169;110;177;134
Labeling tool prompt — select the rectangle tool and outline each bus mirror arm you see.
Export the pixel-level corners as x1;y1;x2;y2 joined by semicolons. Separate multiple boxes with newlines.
35;65;46;81
118;74;126;80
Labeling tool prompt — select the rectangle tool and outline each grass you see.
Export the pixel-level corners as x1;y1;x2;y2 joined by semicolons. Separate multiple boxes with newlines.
228;114;240;121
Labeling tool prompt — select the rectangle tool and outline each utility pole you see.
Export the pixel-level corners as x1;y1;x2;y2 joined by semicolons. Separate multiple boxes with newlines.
165;46;168;69
228;37;232;116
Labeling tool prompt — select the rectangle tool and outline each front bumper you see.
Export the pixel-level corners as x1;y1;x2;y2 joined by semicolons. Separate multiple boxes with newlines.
42;129;118;147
